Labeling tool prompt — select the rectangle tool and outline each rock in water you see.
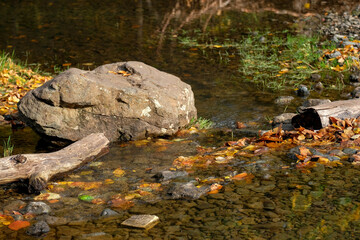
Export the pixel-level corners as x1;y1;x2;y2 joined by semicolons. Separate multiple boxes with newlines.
25;202;51;215
121;215;159;229
18;62;197;142
26;220;50;237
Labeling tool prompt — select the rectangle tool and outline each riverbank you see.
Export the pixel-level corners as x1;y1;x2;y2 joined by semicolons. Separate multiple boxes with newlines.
0;52;52;116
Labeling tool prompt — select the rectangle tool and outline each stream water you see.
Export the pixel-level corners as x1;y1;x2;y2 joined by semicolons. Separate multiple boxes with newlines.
0;0;360;239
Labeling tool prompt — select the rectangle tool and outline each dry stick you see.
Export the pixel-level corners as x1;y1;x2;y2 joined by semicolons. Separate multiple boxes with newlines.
0;133;109;192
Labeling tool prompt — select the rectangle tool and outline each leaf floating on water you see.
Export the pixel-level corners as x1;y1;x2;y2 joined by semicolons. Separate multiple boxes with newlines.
8;220;30;231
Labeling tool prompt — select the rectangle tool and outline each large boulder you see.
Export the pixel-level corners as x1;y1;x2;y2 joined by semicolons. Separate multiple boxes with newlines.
18;61;197;142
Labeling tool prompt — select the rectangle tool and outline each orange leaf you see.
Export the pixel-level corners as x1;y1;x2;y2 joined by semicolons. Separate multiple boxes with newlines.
207;183;223;194
299;146;311;156
110;199;134;210
232;172;248;180
8;220;30;231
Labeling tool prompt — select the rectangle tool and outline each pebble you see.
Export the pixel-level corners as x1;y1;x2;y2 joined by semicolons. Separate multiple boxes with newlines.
26;220;50;237
167;182;210;200
296;85;310;97
100;208;119;217
312;81;323;91
25;202;51;215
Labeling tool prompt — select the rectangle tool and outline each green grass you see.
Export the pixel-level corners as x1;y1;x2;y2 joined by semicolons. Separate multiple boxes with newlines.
187;117;214;129
177;31;350;91
3;136;14;157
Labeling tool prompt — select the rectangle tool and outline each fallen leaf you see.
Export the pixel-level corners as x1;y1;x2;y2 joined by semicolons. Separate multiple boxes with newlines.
8;221;30;231
110;199;134;210
113;168;125;177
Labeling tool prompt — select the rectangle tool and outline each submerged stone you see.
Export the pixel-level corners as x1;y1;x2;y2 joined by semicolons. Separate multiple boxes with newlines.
121;215;159;229
152;170;189;181
167;182;210;200
100;208;119;217
25;202;51;215
26;220;50;237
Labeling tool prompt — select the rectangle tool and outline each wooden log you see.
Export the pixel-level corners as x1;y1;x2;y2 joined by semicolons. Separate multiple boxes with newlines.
0;133;109;192
292;99;360;129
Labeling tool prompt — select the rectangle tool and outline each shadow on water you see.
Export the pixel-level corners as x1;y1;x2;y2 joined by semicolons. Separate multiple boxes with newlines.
0;0;360;239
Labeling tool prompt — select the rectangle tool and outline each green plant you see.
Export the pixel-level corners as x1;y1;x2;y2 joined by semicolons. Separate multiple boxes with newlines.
3;136;14;157
187;117;214;129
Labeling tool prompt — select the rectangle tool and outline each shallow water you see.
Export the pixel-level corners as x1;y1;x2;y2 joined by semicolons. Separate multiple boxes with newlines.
0;0;360;239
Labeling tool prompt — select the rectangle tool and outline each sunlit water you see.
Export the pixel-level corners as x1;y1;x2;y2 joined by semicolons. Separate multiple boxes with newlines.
0;0;360;239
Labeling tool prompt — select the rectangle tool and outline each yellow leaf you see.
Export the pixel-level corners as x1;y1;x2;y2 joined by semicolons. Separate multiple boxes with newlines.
113;168;125;177
213;45;222;48
304;3;310;9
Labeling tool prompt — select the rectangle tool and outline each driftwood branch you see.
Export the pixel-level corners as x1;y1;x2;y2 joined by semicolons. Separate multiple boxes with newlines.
292;99;360;129
0;133;109;192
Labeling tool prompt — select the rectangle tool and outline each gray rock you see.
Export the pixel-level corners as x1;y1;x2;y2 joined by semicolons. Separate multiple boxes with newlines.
302;99;331;107
313;82;324;91
273;113;296;125
167;182;210;200
36;215;69;226
18;61;197;142
343;148;358;155
25;202;51;215
26;220;50;237
100;208;119;217
296;85;310;97
274;96;294;105
152;170;189;181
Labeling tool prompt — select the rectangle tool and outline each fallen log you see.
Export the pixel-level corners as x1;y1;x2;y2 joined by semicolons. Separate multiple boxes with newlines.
0;133;109;192
292;99;360;129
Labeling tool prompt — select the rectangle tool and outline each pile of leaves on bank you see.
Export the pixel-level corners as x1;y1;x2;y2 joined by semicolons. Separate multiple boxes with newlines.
0;53;52;115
